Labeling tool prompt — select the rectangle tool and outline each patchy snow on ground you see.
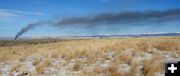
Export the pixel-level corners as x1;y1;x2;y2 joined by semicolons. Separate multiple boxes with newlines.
1;49;180;76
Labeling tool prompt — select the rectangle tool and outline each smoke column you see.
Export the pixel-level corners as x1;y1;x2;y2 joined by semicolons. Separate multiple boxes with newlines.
15;9;180;39
15;20;53;39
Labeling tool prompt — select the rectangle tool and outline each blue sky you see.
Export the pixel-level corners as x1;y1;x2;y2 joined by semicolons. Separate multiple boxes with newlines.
0;0;180;36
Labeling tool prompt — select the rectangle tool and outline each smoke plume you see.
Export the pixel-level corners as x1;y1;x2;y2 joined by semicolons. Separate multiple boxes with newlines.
15;9;180;39
15;20;53;39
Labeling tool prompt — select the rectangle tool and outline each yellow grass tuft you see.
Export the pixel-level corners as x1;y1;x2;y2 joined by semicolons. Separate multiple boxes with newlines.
142;61;164;76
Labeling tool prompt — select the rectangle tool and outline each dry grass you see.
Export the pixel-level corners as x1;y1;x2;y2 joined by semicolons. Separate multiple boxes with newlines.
36;65;45;74
72;62;81;71
142;60;164;76
32;58;42;66
36;58;51;74
0;36;180;76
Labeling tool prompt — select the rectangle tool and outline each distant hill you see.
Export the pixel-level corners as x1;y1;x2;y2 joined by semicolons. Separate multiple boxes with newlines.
1;32;180;39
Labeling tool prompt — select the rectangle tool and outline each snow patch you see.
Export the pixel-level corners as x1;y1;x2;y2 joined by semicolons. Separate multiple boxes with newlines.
118;63;131;72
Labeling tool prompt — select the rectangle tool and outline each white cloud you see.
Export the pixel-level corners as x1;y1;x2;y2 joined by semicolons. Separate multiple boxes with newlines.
0;9;43;22
0;9;18;17
0;9;43;17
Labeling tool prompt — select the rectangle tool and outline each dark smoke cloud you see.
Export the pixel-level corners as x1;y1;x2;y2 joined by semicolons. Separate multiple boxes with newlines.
15;9;180;39
55;9;180;25
15;20;53;39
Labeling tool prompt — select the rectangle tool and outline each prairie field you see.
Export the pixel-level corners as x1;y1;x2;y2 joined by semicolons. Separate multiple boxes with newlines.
0;36;180;76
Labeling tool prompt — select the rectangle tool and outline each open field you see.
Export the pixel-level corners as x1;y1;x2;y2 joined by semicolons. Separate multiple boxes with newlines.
0;36;180;76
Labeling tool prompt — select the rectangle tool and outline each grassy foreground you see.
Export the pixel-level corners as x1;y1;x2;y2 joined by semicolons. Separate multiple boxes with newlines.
0;36;180;76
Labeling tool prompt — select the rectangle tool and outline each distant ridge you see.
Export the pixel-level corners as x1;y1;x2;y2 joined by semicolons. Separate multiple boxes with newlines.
1;32;180;39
